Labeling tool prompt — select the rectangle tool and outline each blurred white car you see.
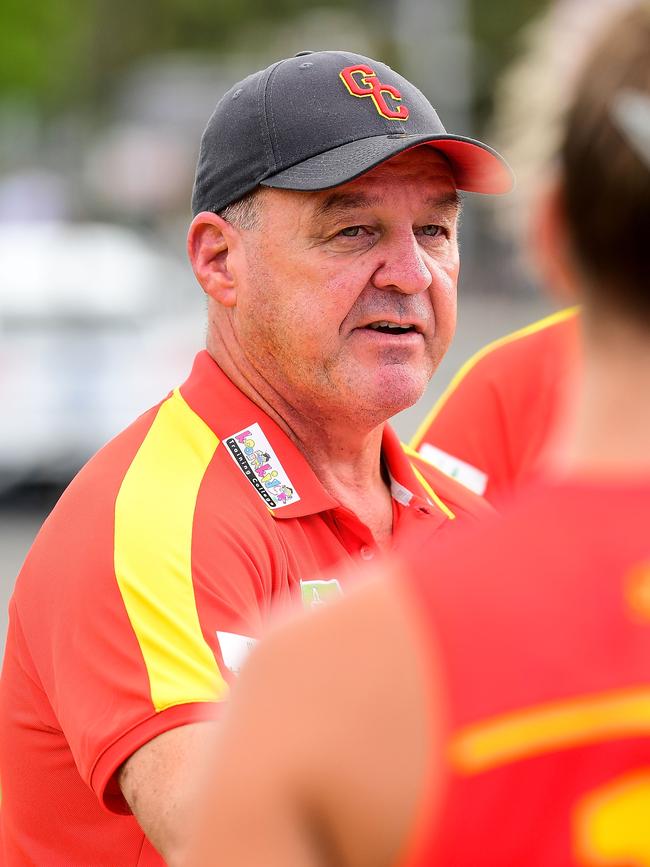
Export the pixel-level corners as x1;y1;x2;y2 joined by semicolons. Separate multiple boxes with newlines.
0;222;204;491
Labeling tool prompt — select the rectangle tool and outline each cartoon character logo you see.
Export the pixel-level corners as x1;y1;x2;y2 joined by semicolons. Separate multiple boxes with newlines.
276;485;293;504
252;450;270;469
232;428;295;505
241;437;255;459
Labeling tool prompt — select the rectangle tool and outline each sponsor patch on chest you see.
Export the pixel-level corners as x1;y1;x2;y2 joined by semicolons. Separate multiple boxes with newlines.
300;578;343;609
224;423;300;509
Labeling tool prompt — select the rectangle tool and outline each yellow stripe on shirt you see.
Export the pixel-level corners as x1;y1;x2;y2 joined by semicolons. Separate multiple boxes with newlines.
410;307;580;448
451;686;650;775
114;388;228;712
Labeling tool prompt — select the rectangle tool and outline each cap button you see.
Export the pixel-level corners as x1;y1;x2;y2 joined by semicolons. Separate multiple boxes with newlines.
294;50;314;57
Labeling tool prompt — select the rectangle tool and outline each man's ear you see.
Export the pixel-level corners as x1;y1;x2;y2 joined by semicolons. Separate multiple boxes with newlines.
187;212;241;308
528;171;582;307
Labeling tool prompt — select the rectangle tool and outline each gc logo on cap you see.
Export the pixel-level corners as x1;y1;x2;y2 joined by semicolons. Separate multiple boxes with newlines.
339;64;410;121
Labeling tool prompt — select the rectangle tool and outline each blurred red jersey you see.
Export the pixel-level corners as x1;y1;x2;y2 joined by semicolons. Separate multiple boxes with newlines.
402;479;650;866
411;308;580;505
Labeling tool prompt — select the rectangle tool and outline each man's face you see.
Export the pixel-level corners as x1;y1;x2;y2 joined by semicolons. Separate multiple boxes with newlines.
231;147;460;427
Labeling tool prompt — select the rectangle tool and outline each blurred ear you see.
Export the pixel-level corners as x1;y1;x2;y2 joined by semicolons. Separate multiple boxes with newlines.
187;212;240;308
528;171;582;307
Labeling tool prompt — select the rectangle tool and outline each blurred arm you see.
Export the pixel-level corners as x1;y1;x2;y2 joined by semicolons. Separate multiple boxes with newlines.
183;569;443;867
118;721;219;866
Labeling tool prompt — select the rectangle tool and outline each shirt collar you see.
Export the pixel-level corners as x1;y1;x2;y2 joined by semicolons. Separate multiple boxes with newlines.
179;351;447;520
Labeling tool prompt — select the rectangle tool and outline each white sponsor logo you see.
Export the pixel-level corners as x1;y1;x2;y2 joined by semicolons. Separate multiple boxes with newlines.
418;443;488;496
224;422;300;509
216;631;258;676
300;578;343;609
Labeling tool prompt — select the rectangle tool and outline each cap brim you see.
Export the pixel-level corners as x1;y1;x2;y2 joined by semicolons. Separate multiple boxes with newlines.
260;133;513;196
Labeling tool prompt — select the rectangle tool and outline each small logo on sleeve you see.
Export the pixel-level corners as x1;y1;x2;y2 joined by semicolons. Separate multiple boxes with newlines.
224;423;299;509
339;64;409;120
300;578;343;609
418;443;488;496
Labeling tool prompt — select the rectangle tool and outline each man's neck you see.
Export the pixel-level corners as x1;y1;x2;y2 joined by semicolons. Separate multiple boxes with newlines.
553;318;650;479
208;342;395;544
291;425;395;547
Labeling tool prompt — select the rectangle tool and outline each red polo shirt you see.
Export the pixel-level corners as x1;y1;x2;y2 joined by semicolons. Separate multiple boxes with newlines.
0;350;489;866
411;308;580;504
401;479;650;866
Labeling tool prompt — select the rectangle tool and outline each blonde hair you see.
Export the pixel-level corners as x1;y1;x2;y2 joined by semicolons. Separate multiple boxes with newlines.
561;2;650;319
490;0;644;241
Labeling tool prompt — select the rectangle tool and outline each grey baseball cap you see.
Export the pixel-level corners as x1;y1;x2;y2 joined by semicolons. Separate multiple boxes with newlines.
191;50;513;216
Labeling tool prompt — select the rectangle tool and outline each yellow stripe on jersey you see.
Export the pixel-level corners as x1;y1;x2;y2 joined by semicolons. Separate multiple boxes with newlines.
401;443;456;520
451;686;650;774
410;306;580;448
114;388;228;712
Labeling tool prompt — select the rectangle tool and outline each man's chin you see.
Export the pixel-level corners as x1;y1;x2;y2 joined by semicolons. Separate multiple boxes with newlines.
360;368;431;421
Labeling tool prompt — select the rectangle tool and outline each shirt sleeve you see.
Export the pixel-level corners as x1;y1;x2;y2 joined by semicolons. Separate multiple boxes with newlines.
13;437;286;813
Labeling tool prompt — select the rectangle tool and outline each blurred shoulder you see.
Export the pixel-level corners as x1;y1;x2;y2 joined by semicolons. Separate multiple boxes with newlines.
457;307;579;379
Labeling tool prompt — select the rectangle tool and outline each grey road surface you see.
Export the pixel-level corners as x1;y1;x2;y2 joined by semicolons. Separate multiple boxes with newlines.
0;291;552;656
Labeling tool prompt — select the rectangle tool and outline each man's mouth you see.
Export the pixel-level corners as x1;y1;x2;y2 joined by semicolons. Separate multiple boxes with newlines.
365;321;418;335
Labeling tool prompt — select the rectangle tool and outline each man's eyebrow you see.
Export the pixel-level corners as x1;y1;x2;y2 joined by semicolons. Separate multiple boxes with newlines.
311;189;463;223
311;192;382;222
425;191;463;214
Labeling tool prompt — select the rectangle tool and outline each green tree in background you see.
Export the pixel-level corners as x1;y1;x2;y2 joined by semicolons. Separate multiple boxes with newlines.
0;0;550;117
0;0;91;111
470;0;551;120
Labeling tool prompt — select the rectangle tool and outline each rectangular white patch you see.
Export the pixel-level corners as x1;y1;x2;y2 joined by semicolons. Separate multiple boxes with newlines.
389;476;414;507
418;443;488;496
224;422;300;509
216;631;258;676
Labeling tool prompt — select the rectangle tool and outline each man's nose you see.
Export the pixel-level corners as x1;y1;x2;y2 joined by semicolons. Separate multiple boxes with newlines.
371;234;432;295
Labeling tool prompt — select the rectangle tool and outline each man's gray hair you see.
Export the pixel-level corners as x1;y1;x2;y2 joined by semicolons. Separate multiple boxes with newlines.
217;189;261;230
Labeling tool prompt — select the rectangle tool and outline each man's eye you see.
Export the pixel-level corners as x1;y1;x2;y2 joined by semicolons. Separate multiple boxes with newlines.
421;224;443;237
339;226;364;237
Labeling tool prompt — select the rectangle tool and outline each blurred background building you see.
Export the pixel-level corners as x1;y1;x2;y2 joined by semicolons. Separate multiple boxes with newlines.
0;0;633;644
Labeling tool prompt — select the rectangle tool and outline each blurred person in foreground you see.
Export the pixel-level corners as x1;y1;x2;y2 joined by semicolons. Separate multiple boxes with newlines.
411;0;640;507
0;51;512;865
186;6;650;865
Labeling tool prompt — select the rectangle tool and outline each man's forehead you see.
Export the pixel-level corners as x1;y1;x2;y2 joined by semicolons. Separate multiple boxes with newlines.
312;188;461;221
314;148;457;205
256;147;459;225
